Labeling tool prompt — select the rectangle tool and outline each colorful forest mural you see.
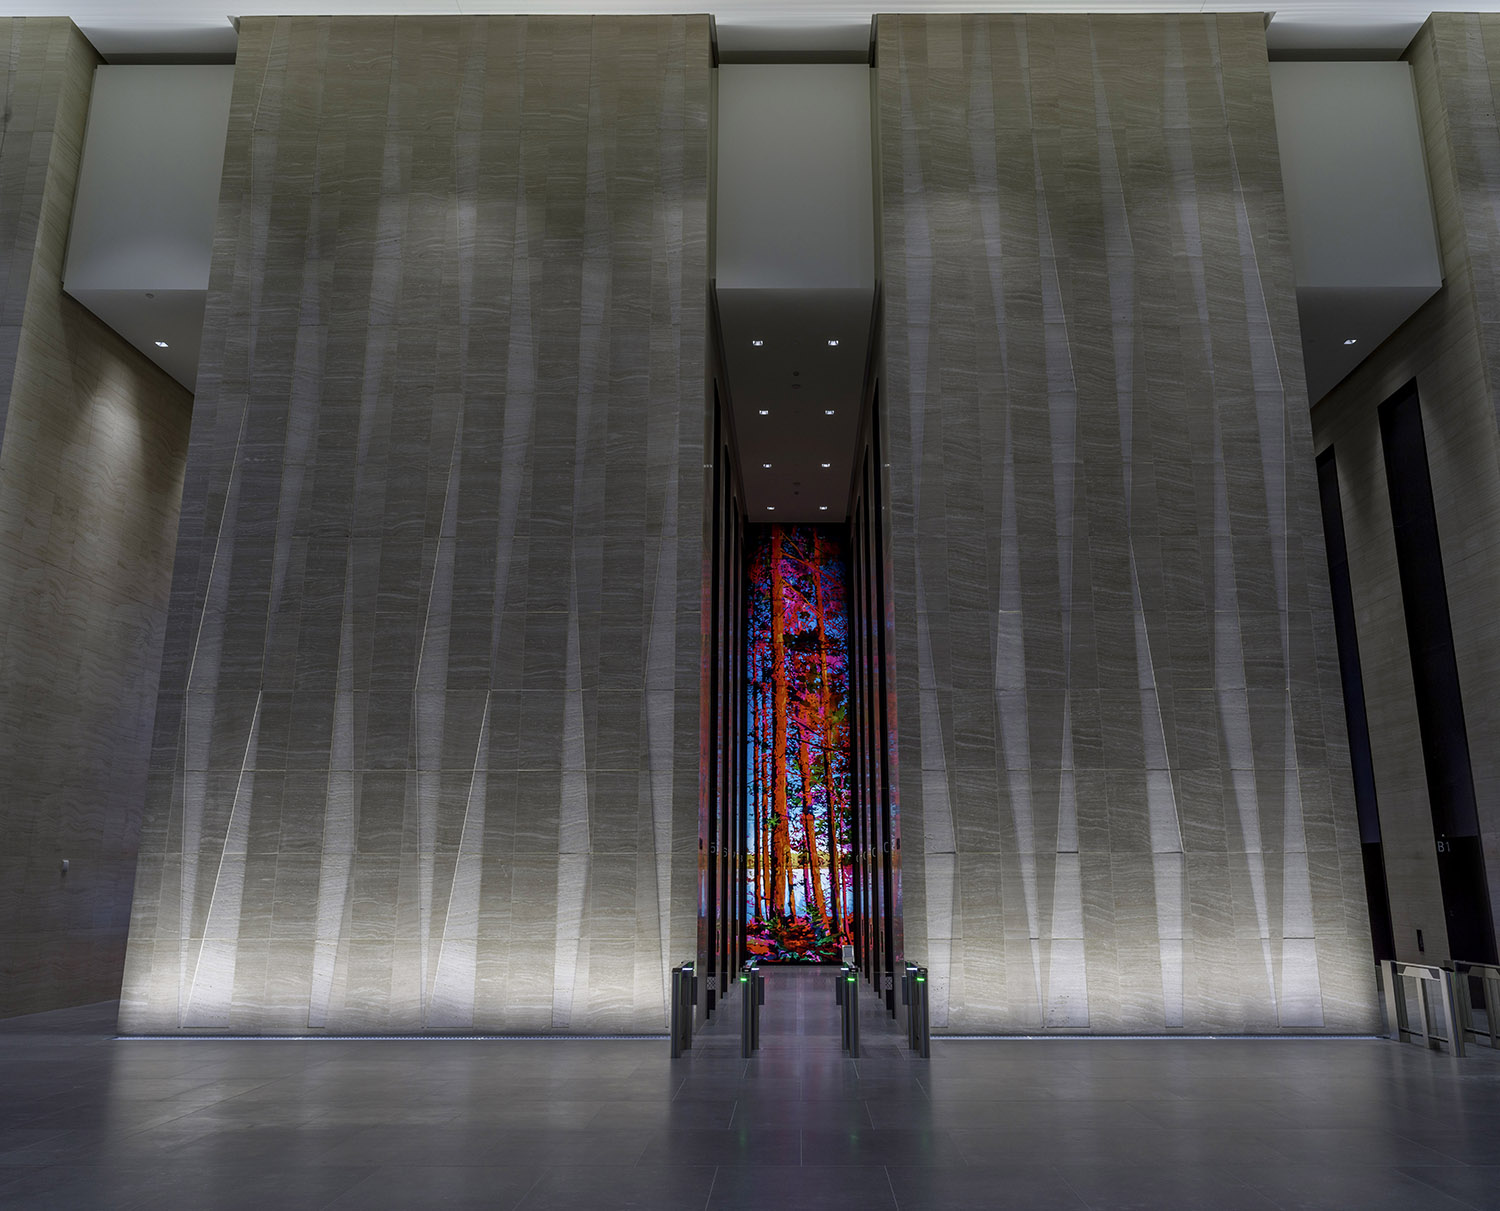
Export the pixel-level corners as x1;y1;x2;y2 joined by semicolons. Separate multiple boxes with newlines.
745;525;853;962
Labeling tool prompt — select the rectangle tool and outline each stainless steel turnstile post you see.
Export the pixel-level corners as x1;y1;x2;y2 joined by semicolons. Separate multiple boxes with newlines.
669;961;695;1058
835;965;861;1057
914;967;930;1059
1381;959;1464;1057
740;964;763;1059
1454;962;1500;1050
902;962;919;1051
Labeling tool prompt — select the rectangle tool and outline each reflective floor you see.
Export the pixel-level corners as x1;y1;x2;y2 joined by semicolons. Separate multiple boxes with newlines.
2;968;1498;1209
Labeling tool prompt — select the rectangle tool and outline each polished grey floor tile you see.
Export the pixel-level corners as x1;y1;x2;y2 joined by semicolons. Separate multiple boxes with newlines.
325;1164;545;1210
515;1164;717;1210
801;1125;968;1167
1243;1162;1480;1210
1;979;1498;1211
886;1163;1087;1210
1397;1165;1500;1211
1057;1163;1279;1211
710;1164;898;1210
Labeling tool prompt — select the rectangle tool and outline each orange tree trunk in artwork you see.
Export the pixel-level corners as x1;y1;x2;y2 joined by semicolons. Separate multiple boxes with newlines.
797;708;829;928
770;528;792;918
814;534;843;931
760;682;770;914
753;681;763;920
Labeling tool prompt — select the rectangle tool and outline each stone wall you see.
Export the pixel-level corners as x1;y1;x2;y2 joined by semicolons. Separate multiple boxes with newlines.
1310;14;1500;964
120;15;711;1033
877;13;1379;1031
0;18;192;1017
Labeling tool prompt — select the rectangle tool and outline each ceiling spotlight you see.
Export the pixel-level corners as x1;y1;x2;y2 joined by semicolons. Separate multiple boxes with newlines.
763;462;772;469
820;462;831;468
752;339;765;347
766;505;775;511
1343;338;1358;346
154;340;169;348
824;409;835;416
758;409;769;416
819;505;829;511
827;339;839;347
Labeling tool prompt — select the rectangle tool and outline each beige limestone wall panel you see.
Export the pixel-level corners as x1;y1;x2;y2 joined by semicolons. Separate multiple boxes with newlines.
0;18;193;1017
120;15;711;1034
877;12;1379;1032
1310;14;1500;962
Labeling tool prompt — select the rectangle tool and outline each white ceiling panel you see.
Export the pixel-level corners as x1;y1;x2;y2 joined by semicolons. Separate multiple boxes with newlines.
9;2;1500;61
716;65;873;290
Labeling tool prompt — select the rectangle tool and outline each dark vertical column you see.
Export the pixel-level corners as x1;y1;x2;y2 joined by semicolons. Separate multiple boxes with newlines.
849;507;868;973
861;468;880;985
718;440;735;1002
739;518;748;972
1379;380;1499;963
847;437;896;997
1316;447;1396;961
706;399;722;1009
852;510;864;966
862;493;878;978
852;507;864;972
709;404;745;1008
731;505;743;976
872;405;897;1013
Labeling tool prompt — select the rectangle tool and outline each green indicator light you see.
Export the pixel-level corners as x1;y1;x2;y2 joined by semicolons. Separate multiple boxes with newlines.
916;977;926;982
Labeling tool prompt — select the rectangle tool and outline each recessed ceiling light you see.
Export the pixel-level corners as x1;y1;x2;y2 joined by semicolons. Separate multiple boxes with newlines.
154;340;169;348
820;462;831;469
758;409;769;416
819;505;829;511
752;339;764;347
1343;337;1357;345
766;505;775;511
824;410;835;416
762;463;772;469
827;339;839;347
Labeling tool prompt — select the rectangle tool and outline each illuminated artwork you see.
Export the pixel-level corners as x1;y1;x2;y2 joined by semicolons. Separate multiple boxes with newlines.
745;525;853;962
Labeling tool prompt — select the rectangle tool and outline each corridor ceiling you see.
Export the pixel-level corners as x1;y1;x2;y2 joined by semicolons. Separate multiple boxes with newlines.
6;1;1498;62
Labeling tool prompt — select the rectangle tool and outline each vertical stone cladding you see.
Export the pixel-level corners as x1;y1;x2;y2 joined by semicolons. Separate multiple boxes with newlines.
120;15;710;1033
1311;15;1500;964
0;19;192;1017
877;13;1380;1032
